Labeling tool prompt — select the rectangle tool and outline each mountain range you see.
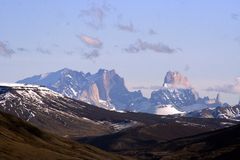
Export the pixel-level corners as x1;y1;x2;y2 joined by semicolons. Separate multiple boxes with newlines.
187;104;240;120
17;68;149;111
0;83;235;138
17;68;224;115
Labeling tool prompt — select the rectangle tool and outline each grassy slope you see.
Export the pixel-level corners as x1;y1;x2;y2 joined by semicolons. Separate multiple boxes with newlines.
0;111;133;160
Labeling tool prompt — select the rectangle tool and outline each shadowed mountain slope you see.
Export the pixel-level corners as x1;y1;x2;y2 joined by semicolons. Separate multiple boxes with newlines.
0;111;132;160
80;123;240;160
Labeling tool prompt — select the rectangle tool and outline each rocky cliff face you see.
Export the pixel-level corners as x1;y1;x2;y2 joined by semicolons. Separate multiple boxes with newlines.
163;71;191;88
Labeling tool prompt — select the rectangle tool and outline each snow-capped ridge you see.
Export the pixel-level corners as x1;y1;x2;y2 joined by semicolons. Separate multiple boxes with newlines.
0;83;48;90
17;68;148;111
0;83;63;97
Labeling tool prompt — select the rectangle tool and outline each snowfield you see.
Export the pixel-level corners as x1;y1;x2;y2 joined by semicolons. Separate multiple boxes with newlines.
155;104;185;115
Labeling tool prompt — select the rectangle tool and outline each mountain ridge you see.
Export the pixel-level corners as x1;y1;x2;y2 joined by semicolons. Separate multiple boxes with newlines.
17;68;224;115
0;110;132;160
79;120;240;160
17;68;150;111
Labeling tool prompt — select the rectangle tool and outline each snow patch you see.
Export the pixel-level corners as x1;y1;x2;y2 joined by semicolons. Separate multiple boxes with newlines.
155;104;185;115
40;73;49;79
70;87;77;96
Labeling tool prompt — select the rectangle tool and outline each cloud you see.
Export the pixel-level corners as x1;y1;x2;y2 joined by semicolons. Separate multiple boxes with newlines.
79;7;104;28
77;34;103;48
83;49;100;60
132;85;162;90
149;85;162;90
148;29;158;35
206;77;240;94
231;13;239;21
36;47;51;54
78;5;107;29
117;22;135;32
78;1;115;29
0;41;15;57
17;47;28;52
124;39;178;54
132;86;149;90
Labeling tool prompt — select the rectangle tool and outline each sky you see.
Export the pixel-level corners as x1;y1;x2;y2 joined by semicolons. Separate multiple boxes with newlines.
0;0;240;104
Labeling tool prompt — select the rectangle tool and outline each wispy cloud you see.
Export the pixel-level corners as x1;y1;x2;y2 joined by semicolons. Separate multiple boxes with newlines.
117;22;135;32
36;47;51;54
77;34;103;48
17;47;28;52
149;85;162;90
78;1;115;29
83;49;100;60
206;77;240;94
79;6;105;29
148;29;158;35
132;85;162;90
124;39;178;54
132;86;149;90
0;41;15;57
231;13;239;21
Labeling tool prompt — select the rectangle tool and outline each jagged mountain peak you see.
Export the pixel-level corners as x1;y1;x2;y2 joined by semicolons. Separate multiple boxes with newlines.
216;93;221;104
148;71;199;109
163;71;191;88
58;67;73;72
17;68;147;111
94;69;119;83
94;69;119;81
56;68;85;76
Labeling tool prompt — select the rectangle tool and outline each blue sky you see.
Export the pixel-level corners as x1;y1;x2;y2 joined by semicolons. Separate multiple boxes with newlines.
0;0;240;104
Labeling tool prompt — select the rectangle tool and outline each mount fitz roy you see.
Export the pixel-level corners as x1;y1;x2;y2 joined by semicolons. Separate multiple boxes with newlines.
17;68;223;114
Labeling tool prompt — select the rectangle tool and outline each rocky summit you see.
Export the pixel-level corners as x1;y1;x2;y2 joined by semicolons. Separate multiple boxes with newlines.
163;71;192;88
17;68;148;111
